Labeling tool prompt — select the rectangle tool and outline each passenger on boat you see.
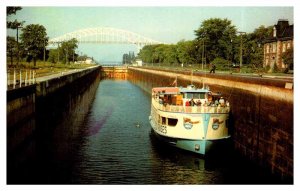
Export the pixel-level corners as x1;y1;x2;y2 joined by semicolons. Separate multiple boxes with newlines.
196;100;202;106
190;98;196;106
219;97;225;106
214;99;219;106
185;100;190;106
226;100;230;107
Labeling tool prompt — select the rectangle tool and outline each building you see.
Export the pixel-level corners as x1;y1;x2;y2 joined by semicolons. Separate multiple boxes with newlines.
75;57;94;64
85;57;94;64
263;19;293;70
132;59;143;66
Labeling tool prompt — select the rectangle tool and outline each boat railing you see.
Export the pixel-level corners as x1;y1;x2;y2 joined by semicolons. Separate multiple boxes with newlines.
152;98;230;114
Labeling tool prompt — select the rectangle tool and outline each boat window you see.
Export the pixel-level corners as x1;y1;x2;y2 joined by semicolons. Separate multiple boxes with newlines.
162;117;166;125
168;118;178;126
185;93;193;99
185;93;206;99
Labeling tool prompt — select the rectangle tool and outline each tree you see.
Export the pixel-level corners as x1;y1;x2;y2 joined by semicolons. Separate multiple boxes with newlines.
164;44;179;65
194;18;237;64
7;36;17;65
282;47;293;71
7;7;24;29
138;45;159;63
242;25;273;68
177;40;195;65
7;6;24;67
20;24;48;66
60;38;78;64
123;51;136;64
48;49;59;63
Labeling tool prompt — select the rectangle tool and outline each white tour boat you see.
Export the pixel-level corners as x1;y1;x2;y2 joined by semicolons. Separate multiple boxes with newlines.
149;84;231;155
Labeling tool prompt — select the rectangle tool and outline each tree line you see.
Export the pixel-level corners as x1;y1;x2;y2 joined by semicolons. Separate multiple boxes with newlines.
6;7;82;67
138;18;291;70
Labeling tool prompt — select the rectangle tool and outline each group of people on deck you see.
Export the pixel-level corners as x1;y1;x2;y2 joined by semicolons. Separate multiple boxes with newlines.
185;97;229;107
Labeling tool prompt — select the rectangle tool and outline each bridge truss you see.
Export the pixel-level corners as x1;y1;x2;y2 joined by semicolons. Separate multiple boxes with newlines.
48;27;164;48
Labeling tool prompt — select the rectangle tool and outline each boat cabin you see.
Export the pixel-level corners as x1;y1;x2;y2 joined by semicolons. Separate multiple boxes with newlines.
152;85;223;107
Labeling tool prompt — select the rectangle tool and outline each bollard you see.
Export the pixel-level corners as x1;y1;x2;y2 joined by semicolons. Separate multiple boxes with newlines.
33;71;35;83
20;70;22;88
25;70;28;86
13;69;16;89
7;71;10;87
29;70;32;84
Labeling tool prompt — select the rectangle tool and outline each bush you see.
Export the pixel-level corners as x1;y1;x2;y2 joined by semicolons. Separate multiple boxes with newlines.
211;57;231;70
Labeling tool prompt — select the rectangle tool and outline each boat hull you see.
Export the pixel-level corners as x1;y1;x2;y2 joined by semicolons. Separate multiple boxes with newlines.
150;118;230;155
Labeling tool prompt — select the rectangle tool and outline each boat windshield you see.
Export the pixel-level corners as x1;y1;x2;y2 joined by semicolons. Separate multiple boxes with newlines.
184;93;206;99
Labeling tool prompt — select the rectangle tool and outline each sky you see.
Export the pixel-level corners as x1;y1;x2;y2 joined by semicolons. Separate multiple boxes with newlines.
6;6;294;63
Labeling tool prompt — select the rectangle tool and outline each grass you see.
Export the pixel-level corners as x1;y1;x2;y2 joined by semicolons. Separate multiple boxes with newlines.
142;62;293;77
7;61;98;82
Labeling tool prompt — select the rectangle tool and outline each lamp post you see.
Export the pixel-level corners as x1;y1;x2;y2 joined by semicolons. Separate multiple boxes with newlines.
237;31;246;68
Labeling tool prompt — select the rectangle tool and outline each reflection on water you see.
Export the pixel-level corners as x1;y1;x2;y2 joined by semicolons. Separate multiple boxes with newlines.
7;78;280;184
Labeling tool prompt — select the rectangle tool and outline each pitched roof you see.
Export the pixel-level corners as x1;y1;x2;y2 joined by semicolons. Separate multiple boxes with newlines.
264;20;293;43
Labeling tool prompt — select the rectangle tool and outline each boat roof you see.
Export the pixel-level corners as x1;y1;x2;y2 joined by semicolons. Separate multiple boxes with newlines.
152;87;180;94
152;85;211;94
179;87;210;93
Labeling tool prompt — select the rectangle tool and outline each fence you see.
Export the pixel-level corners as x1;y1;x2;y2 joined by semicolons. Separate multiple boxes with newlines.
7;69;36;89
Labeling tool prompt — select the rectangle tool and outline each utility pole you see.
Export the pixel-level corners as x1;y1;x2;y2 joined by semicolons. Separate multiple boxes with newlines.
43;38;46;64
201;40;204;71
237;31;246;68
16;25;23;66
57;42;60;63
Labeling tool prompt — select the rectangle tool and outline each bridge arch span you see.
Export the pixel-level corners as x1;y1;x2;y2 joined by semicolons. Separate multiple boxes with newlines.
49;27;164;47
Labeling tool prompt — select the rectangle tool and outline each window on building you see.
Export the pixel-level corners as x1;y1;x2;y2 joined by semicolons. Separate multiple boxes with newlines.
283;43;286;52
272;43;276;53
287;42;291;49
266;45;269;53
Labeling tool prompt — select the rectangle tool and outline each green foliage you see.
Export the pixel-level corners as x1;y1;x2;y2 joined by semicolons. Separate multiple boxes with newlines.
7;7;24;29
60;38;78;64
211;57;231;70
20;24;48;66
138;45;156;63
123;51;135;64
177;40;196;65
48;49;59;63
282;47;293;70
137;18;280;73
7;7;22;16
7;36;17;65
242;25;272;67
194;18;237;63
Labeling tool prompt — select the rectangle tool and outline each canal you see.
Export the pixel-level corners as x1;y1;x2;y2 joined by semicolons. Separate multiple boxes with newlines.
7;78;281;184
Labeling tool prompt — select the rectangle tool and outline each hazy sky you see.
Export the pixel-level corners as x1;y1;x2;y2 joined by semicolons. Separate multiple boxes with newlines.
7;7;293;62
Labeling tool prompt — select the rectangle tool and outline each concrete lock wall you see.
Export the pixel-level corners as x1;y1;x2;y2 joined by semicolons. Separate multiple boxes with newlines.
7;85;36;156
7;67;101;162
127;67;293;181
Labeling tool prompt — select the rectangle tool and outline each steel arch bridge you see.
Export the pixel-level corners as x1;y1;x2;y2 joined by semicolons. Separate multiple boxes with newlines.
48;27;164;47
